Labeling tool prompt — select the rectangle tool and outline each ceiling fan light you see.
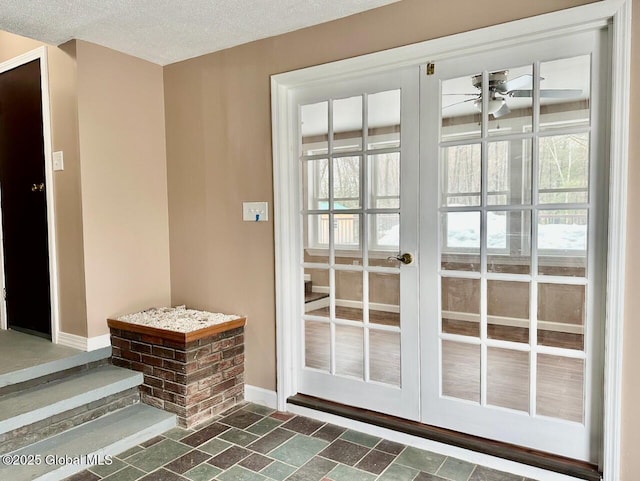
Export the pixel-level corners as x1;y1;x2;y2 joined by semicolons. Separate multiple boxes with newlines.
473;96;506;115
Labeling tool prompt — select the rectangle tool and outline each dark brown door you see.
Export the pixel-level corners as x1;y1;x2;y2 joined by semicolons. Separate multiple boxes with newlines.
0;59;51;338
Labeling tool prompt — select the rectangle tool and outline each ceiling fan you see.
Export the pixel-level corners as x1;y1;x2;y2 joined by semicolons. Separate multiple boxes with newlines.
445;70;583;118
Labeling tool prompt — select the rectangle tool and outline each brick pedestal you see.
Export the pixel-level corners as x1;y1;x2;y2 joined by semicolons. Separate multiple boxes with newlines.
107;317;246;428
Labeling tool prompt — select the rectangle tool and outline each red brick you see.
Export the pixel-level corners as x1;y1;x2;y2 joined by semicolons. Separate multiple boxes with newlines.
153;367;176;381
121;350;141;362
211;379;235;396
233;354;245;366
164;402;187;417
111;357;131;369
131;361;153;375
141;354;163;367
222;365;244;380
141;393;164;410
164;381;187;395
198;373;224;391
130;341;152;354
163;359;188;373
111;337;131;349
145;376;164;389
223;384;244;399
152;346;175;359
199;394;224;411
186;389;212;404
152;388;176;403
186;408;213;428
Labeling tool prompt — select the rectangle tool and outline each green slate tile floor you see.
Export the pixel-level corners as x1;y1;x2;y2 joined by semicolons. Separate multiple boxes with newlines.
63;402;538;481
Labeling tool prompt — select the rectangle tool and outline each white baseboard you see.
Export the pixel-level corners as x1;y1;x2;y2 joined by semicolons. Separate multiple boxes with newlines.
87;334;111;351
286;403;582;481
57;332;111;352
245;385;278;409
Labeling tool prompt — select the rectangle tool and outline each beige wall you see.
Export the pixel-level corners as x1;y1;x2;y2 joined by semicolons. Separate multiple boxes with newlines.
76;41;171;337
0;33;88;336
163;0;597;390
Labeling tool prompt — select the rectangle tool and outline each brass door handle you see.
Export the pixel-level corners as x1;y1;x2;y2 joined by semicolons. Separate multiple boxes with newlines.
388;253;413;265
31;183;44;192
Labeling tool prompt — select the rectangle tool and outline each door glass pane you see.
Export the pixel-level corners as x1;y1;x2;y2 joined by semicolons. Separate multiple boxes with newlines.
537;354;584;423
304;268;330;317
334;214;361;261
369;213;399;254
488;65;533;137
539;134;589;204
369;272;400;327
537;209;587;277
369;153;400;209
441;73;481;142
441;277;480;337
487;210;531;274
302;158;329;211
441;211;480;272
370;330;400;386
441;144;481;207
301;101;328;156
487;140;532;206
333;156;361;209
538;283;585;351
335;270;363;322
487;281;529;343
368;90;400;150
303;214;330;264
442;341;480;403
487;348;529;412
333;96;363;153
305;321;330;371
335;325;364;379
540;55;591;131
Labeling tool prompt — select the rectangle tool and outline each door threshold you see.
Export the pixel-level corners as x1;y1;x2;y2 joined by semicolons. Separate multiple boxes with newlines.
287;394;601;481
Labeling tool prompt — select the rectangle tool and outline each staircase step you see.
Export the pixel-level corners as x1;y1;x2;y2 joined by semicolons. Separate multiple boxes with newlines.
305;291;330;303
0;365;142;436
0;404;176;481
0;345;111;390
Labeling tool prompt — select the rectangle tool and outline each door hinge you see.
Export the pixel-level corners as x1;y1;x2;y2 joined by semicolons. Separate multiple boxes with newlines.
426;62;435;76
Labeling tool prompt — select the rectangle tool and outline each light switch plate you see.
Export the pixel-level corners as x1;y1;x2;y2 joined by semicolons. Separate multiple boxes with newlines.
243;202;268;222
53;151;64;171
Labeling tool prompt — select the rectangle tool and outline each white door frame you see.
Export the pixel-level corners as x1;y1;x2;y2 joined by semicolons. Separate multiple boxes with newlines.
271;1;630;478
0;46;60;344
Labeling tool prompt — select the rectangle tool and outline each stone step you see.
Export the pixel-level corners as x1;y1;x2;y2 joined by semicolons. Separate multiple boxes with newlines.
0;365;142;438
0;345;112;391
0;403;176;481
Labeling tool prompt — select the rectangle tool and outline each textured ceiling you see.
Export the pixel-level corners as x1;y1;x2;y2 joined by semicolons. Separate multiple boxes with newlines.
0;0;401;65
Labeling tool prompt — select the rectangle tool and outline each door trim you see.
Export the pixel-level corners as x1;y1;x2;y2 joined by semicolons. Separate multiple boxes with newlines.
0;47;60;344
271;1;630;478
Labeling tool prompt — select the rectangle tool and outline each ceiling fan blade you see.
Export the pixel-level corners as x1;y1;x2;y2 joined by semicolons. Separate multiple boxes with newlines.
492;103;511;118
540;89;583;98
443;97;478;109
507;88;583;98
497;74;534;93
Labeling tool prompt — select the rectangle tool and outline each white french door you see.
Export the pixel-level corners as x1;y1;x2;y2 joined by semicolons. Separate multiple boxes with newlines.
294;68;421;420
420;28;607;462
290;28;607;462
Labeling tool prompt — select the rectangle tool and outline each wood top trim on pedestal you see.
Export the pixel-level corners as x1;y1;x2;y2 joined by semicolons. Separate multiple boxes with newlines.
107;317;246;343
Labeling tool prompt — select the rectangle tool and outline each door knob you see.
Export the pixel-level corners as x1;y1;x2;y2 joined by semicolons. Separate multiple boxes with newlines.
388;253;413;265
31;183;44;192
